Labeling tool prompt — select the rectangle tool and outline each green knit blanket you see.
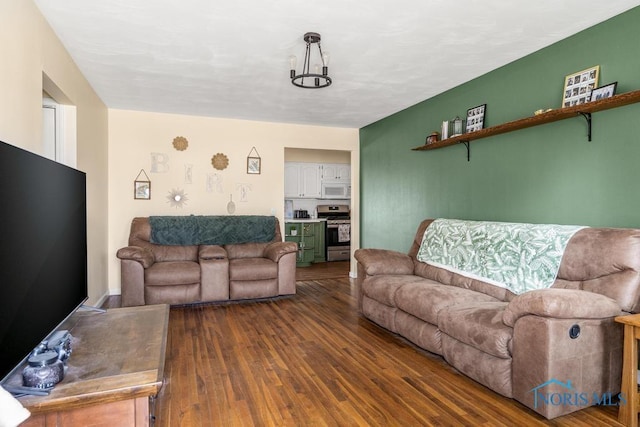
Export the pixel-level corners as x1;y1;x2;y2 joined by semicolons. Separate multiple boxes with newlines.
149;215;276;246
416;219;585;294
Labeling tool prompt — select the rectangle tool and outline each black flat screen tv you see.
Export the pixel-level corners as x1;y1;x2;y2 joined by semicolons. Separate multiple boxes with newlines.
0;140;88;383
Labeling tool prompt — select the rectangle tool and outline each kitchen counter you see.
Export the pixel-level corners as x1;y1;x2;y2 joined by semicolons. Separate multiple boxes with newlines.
284;220;326;266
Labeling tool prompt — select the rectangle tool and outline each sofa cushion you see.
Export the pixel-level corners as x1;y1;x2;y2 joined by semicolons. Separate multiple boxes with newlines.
361;296;399;332
414;261;516;302
438;302;512;359
151;244;199;263
145;283;200;305
225;242;269;259
229;258;277;280
230;279;278;299
395;310;443;355
361;275;428;307
395;281;499;325
145;261;200;286
441;335;513;398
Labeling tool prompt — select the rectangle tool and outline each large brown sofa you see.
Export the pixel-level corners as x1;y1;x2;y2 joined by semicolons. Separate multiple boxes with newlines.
355;218;640;419
117;216;298;306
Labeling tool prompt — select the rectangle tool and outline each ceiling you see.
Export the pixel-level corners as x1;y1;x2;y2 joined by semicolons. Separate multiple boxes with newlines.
34;1;640;129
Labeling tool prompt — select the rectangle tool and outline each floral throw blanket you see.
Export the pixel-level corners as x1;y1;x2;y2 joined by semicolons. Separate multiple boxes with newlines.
416;219;586;294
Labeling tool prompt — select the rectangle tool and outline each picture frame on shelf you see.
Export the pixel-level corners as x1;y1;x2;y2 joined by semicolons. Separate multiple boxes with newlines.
589;82;617;102
562;65;599;108
466;104;486;133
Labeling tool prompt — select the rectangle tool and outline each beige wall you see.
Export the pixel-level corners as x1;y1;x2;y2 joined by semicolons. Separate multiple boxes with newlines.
108;109;360;294
1;1;360;304
0;1;109;305
285;148;350;163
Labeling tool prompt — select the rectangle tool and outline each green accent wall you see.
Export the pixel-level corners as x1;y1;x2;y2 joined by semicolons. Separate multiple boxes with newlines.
360;7;640;252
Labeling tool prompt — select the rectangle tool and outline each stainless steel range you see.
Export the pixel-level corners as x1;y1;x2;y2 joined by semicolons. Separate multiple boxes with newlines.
317;204;350;261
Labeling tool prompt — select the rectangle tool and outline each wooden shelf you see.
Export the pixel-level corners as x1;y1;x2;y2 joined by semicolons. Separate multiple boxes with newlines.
413;89;640;155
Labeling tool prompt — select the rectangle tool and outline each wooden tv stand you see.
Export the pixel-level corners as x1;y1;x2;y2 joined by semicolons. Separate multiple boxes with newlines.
11;304;169;427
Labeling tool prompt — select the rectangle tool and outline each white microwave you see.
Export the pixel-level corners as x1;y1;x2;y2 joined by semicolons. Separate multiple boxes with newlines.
321;183;351;199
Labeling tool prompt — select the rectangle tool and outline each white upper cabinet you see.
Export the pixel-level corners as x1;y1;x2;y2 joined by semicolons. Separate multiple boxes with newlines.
285;162;350;198
321;163;350;182
284;163;322;198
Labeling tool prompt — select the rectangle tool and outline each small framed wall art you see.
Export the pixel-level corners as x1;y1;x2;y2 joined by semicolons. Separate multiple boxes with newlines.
562;65;599;108
246;146;261;174
589;82;617;102
466;104;486;133
134;169;151;200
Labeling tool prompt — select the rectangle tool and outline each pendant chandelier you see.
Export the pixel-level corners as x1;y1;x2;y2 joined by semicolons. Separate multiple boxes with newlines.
289;32;332;89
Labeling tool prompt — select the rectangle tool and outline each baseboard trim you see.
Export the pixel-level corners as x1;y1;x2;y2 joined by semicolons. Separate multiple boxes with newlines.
93;292;110;309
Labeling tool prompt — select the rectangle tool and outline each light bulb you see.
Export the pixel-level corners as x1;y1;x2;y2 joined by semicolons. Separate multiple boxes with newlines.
322;52;330;66
321;52;330;76
289;55;297;79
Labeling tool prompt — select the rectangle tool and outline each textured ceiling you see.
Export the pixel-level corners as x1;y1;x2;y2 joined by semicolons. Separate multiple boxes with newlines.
34;0;640;128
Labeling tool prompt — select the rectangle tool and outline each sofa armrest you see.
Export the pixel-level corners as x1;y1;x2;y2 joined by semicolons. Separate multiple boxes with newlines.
116;246;154;268
503;289;623;327
354;248;414;276
265;241;298;262
199;245;227;260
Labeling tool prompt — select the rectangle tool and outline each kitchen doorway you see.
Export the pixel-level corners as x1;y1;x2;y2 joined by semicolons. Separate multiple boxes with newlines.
284;147;353;279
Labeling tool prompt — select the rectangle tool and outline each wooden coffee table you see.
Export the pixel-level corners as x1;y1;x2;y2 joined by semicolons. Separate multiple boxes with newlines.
11;304;169;427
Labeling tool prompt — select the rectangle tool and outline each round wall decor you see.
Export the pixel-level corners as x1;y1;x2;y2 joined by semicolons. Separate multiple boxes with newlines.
211;153;229;170
172;136;189;151
167;188;188;208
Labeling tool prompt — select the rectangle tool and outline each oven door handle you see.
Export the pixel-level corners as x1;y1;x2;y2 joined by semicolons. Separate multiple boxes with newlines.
327;223;349;228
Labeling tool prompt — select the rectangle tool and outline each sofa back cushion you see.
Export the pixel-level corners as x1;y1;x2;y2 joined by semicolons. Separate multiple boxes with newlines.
553;227;640;313
413;262;516;302
223;218;282;259
409;219;640;312
409;219;515;302
225;242;270;259
149;215;277;245
128;216;283;263
408;219;434;260
128;217;198;262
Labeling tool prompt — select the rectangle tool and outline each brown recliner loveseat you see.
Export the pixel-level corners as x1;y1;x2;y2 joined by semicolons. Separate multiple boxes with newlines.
117;216;298;306
355;218;640;419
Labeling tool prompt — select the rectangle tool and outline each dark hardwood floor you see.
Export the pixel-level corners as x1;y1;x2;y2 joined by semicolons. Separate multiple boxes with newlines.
105;263;623;426
295;260;351;281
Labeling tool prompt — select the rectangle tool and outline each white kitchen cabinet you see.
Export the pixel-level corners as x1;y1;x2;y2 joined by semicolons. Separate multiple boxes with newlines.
321;163;350;182
284;162;322;198
284;163;301;198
